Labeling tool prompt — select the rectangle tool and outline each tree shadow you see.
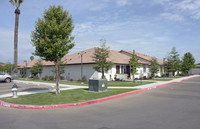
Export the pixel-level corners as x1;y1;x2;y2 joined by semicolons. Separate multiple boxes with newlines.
21;88;49;92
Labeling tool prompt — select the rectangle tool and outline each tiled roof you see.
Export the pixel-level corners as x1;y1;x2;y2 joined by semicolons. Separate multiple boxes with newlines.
18;59;54;68
18;48;164;68
120;50;164;65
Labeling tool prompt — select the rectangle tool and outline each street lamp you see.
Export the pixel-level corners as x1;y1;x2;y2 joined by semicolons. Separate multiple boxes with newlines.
163;58;166;79
24;60;27;78
80;53;83;84
79;52;86;84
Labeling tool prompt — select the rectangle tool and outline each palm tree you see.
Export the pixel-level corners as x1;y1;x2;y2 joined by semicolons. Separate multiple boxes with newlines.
9;0;23;74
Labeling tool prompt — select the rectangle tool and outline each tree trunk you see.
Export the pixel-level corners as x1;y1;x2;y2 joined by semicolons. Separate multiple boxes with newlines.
55;61;60;94
14;8;20;74
102;68;104;79
173;71;175;76
133;74;135;83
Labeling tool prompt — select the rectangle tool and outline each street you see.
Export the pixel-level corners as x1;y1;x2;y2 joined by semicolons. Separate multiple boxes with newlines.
0;77;200;129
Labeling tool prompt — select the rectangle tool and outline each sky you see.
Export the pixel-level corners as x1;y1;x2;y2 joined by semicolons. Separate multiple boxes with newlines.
0;0;200;64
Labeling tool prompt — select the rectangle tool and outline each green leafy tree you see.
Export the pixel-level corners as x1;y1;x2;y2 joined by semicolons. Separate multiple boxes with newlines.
0;63;14;74
20;67;26;78
30;60;43;78
129;50;141;82
30;56;34;61
93;39;113;79
149;57;159;77
31;5;75;94
166;47;181;76
9;0;23;74
181;52;195;74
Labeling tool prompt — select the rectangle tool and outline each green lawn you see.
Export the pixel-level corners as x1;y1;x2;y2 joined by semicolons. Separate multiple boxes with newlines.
0;88;136;105
150;78;173;81
108;81;154;86
167;76;188;79
17;78;154;87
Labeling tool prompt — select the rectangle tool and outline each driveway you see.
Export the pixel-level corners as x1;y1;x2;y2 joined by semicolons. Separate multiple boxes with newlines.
0;81;54;96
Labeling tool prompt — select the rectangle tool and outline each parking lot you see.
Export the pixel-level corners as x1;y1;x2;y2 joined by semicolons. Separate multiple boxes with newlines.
0;81;54;96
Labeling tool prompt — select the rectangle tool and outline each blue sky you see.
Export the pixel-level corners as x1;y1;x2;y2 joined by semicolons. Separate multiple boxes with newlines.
0;0;200;63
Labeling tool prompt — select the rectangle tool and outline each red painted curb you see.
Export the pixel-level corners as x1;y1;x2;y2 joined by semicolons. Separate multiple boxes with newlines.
0;76;199;109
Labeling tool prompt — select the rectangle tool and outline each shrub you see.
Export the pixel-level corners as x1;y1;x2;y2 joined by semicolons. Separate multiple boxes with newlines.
161;74;167;78
179;73;189;76
114;74;117;80
82;75;87;83
42;77;46;81
143;76;147;80
77;78;81;82
42;75;49;81
70;78;74;81
49;76;54;81
155;75;159;78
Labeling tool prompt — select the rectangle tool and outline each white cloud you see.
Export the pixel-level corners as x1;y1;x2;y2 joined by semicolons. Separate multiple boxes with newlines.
116;0;129;6
159;13;185;22
153;0;200;20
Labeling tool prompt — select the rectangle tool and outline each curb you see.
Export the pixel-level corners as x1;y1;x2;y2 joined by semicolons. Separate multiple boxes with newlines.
1;75;200;109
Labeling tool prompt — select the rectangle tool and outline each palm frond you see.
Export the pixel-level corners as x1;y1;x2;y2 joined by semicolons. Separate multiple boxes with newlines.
8;0;15;6
14;0;23;8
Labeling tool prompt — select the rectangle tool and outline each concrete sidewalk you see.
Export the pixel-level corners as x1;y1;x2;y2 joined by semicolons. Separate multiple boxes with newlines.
0;75;199;98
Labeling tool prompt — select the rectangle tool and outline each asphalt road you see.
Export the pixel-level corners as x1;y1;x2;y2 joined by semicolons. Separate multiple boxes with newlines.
0;77;200;129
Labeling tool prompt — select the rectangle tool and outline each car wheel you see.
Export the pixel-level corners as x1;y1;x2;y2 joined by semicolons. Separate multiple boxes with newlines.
5;78;11;83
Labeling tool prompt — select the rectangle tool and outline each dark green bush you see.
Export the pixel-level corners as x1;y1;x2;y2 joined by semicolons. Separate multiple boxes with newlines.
42;75;49;81
77;78;81;82
49;76;54;81
82;75;87;83
143;76;147;80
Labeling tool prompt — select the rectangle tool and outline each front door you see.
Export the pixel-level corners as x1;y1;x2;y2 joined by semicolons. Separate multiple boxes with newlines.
126;66;130;78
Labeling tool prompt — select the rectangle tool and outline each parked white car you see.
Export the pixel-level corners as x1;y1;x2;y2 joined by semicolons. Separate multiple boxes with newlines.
0;72;13;83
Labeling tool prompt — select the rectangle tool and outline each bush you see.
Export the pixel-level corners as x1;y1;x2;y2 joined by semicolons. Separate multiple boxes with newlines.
42;75;49;81
82;75;87;83
143;76;147;80
42;77;45;81
155;75;159;78
77;78;81;82
49;76;54;81
70;78;74;81
179;73;189;76
161;74;167;78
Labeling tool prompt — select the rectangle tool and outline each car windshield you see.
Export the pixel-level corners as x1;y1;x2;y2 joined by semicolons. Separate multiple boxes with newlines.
0;72;4;75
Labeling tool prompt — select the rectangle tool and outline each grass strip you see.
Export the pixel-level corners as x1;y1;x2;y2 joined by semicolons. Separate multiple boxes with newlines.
17;78;154;87
0;88;136;105
151;79;173;81
108;81;154;86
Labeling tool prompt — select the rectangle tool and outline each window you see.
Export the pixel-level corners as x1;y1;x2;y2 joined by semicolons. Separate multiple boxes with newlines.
143;66;146;73
116;65;120;74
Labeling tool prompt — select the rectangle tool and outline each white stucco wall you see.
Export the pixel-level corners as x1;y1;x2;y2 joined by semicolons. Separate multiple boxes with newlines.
19;63;165;81
60;64;98;81
41;66;55;77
